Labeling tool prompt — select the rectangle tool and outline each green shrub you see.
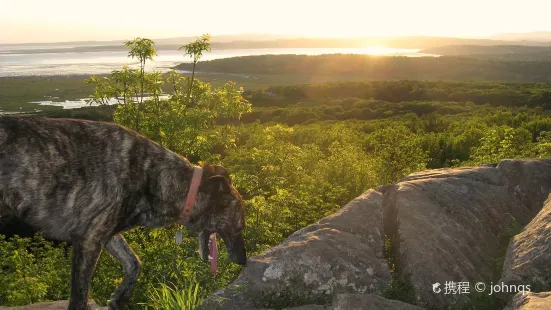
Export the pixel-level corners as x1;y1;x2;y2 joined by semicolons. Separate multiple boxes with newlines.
141;282;204;310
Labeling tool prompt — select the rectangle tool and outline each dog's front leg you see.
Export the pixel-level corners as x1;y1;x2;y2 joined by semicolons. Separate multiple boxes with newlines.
104;234;141;310
69;235;103;310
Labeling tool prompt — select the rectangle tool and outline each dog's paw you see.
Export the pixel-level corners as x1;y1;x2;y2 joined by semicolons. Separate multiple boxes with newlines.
106;299;119;310
86;300;103;310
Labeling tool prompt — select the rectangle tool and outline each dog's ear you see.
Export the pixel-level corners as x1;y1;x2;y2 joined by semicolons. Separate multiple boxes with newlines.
201;162;232;185
212;165;232;185
205;175;232;194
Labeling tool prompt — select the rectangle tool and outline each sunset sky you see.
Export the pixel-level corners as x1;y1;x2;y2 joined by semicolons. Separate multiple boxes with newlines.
1;0;550;43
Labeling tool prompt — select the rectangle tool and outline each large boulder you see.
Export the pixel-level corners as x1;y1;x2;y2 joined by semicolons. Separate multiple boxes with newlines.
385;160;551;308
246;189;390;296
499;194;551;294
497;159;551;215
201;189;391;309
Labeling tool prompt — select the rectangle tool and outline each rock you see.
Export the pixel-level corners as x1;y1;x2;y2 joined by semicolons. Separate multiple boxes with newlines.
0;300;100;310
386;160;551;308
332;294;424;310
497;159;551;216
276;295;425;310
283;306;329;310
245;189;390;295
198;276;261;310
504;292;551;309
499;194;551;294
201;189;390;309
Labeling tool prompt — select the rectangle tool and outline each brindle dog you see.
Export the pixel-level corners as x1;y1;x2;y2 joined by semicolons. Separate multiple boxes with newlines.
0;116;247;310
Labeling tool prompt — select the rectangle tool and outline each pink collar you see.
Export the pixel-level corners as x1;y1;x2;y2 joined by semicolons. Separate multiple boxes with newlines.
180;166;203;223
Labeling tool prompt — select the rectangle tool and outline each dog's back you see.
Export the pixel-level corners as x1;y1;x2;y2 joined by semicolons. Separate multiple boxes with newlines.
0;116;170;240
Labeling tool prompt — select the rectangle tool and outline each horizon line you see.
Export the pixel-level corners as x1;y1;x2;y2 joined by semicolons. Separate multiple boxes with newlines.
4;31;551;45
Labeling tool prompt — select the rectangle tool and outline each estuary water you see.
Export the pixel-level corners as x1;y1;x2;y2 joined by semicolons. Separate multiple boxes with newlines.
0;45;438;77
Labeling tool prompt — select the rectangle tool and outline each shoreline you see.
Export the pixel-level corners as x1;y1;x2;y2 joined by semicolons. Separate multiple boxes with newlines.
0;48;439;78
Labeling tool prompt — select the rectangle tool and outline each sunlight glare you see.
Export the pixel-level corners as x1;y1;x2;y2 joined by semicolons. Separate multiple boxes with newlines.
361;46;419;56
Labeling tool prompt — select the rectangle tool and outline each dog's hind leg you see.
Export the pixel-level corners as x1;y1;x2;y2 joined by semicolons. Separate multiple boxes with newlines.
105;234;142;310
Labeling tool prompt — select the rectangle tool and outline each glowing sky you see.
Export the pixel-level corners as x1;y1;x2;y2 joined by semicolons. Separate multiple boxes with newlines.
1;0;551;43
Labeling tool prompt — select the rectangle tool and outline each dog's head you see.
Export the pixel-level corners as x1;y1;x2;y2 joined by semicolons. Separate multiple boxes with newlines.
188;164;247;266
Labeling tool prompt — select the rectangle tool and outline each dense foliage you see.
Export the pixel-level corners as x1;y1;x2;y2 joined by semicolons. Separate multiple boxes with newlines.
239;80;551;125
3;51;551;309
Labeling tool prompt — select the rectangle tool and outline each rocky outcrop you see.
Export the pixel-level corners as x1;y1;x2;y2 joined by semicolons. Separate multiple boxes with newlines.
0;300;99;310
201;159;551;310
499;194;551;293
332;294;424;310
505;292;551;310
387;160;551;308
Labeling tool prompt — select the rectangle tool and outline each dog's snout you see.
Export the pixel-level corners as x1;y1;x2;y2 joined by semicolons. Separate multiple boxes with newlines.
239;255;248;267
224;232;247;266
230;249;247;266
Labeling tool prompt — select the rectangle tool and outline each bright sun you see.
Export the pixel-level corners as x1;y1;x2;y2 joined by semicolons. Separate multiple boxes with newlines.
364;46;393;55
362;46;418;55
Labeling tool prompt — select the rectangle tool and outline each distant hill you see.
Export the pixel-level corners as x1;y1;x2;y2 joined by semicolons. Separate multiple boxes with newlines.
209;36;548;49
421;45;551;61
492;31;551;42
175;54;551;83
3;35;551;55
0;34;297;49
0;34;298;48
154;33;299;45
